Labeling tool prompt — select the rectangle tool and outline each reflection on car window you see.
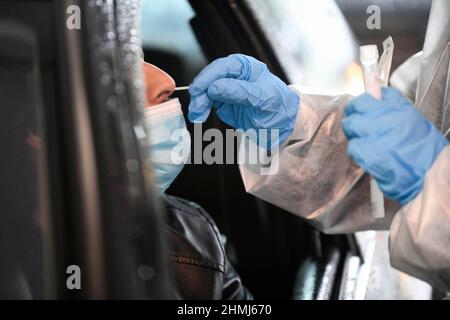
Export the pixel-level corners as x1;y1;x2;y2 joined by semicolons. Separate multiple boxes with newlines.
0;61;44;299
244;0;357;87
243;0;308;84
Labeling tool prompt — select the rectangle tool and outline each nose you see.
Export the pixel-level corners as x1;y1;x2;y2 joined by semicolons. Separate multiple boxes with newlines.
142;62;176;106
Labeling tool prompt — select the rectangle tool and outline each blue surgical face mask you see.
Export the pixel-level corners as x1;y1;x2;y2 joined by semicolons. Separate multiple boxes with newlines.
144;98;191;194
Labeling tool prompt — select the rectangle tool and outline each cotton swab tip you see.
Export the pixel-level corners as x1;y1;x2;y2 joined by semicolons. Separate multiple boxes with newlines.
174;86;190;91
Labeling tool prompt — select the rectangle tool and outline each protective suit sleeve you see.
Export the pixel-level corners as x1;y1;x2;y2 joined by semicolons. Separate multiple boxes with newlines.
239;88;400;234
389;146;450;291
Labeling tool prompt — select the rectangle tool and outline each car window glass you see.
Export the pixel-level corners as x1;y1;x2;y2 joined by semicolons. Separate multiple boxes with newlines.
0;54;45;299
141;0;207;81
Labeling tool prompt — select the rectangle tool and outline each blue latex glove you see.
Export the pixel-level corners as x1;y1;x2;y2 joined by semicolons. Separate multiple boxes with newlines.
342;87;449;205
188;54;300;150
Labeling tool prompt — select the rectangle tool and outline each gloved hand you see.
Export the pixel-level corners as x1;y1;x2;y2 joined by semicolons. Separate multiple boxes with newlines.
342;87;449;205
188;54;300;150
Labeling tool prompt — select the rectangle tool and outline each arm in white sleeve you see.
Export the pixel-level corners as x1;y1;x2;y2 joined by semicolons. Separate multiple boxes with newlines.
239;89;400;234
389;146;450;291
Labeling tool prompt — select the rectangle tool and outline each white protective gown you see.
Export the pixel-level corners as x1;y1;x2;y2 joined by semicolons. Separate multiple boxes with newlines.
239;0;450;291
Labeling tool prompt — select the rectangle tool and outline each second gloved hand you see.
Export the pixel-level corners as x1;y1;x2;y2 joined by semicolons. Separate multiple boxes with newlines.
188;54;300;150
342;87;449;205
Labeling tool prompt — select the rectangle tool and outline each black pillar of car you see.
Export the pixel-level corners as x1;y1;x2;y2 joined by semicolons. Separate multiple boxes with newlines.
48;0;172;299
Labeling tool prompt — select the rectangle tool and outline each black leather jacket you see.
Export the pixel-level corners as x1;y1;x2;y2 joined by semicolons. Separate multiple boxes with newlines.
162;194;252;300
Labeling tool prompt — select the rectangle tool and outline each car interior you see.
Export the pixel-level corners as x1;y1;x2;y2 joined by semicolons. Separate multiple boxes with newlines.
142;0;432;299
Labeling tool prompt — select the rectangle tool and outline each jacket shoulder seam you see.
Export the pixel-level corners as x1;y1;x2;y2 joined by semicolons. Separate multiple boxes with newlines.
169;254;225;272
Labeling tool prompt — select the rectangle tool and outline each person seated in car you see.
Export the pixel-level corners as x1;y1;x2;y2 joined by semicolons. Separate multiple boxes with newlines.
142;61;252;300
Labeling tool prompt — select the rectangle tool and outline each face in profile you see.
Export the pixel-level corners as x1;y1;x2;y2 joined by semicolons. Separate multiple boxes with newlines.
141;61;191;195
142;61;176;107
